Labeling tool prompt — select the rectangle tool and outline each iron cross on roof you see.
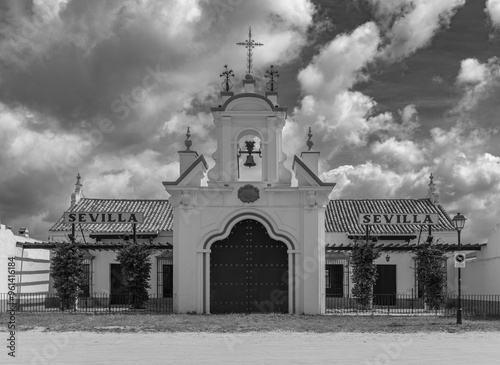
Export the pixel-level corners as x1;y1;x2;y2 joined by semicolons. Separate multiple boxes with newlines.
237;27;263;74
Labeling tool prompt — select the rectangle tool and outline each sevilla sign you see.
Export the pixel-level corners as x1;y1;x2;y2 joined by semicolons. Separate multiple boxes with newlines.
64;212;144;224
359;213;439;225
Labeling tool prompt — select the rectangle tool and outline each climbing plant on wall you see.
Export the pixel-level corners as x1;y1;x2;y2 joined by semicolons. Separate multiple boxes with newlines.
116;242;153;309
51;241;85;311
414;237;447;309
350;239;381;309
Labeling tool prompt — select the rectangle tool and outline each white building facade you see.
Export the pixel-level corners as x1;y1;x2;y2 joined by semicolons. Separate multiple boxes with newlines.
3;67;491;315
164;75;334;314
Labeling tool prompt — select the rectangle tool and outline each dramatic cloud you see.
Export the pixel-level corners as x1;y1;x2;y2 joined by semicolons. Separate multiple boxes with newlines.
301;4;500;242
428;126;500;242
293;22;383;149
292;21;423;154
454;57;500;113
486;0;500;28
368;0;466;61
371;138;426;172
321;121;500;242
0;0;315;132
321;162;427;199
1;0;499;245
297;22;380;96
0;0;317;237
85;150;178;199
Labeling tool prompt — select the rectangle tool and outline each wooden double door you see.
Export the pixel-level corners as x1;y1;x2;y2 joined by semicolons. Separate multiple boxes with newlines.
210;219;288;313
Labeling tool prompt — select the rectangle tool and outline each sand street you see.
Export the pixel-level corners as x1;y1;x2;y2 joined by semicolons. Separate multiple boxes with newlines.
2;330;499;365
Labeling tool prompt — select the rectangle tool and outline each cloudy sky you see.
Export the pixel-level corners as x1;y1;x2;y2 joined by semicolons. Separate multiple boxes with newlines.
1;0;499;243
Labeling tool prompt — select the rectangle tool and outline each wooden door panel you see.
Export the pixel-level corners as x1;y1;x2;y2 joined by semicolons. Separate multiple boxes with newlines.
110;264;127;304
210;219;288;313
374;264;396;305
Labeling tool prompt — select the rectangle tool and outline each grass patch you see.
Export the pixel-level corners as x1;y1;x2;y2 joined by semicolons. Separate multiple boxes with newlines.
4;313;500;333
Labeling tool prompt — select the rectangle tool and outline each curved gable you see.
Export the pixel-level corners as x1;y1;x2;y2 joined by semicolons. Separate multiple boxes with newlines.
222;93;275;111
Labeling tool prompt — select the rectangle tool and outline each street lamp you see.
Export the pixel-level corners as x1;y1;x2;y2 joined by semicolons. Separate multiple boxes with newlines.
452;212;466;324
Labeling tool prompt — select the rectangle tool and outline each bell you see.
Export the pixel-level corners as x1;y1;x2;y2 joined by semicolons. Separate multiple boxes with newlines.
244;154;256;168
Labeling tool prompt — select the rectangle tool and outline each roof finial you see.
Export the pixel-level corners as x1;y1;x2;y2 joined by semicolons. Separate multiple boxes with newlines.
306;127;314;151
236;26;263;74
185;127;192;151
265;65;279;91
427;173;439;205
220;65;234;92
71;173;83;207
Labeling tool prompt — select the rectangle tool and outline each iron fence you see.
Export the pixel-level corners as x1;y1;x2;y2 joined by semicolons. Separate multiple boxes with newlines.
326;294;500;316
1;293;499;316
0;293;173;314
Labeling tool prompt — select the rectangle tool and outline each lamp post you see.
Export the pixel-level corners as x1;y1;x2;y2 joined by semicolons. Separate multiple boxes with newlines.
452;212;466;324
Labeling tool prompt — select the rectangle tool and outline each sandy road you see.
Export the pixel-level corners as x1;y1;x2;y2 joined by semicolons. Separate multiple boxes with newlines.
2;330;500;365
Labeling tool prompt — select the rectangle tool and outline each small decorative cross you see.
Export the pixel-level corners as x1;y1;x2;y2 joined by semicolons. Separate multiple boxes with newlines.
220;65;235;92
236;27;263;74
265;65;279;91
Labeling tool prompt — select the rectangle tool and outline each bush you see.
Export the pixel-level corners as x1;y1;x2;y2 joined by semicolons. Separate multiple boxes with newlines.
116;242;153;309
414;239;447;310
51;242;85;311
351;240;381;308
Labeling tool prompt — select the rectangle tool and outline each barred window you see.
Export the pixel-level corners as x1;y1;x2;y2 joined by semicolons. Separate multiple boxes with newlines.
326;254;350;298
79;259;93;297
157;251;173;298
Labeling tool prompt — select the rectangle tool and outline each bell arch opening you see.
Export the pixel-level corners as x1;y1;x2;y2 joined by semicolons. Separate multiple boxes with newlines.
210;219;288;314
237;134;263;181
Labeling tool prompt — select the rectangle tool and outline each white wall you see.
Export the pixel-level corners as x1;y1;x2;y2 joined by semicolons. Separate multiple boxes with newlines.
0;224;51;294
168;182;331;314
49;230;173;296
326;231;459;296
374;253;416;295
453;224;500;295
88;249;166;295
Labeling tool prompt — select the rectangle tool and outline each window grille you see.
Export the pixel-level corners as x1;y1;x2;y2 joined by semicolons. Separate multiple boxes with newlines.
157;254;173;298
326;257;350;297
80;260;92;297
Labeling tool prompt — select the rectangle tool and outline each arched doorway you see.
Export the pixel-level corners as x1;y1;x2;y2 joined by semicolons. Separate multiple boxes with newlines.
210;219;288;313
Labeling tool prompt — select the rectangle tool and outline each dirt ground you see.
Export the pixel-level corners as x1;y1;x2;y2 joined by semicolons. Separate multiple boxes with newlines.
2;330;500;365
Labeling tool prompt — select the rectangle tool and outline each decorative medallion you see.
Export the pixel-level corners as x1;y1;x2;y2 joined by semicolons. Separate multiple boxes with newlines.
238;184;260;203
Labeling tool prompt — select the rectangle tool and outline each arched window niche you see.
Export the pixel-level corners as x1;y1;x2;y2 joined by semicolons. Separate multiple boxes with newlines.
237;133;263;181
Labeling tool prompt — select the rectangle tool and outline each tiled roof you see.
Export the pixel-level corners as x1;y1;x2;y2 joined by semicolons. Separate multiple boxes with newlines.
49;197;454;236
19;241;173;250
50;199;172;233
326;242;485;251
326;199;455;235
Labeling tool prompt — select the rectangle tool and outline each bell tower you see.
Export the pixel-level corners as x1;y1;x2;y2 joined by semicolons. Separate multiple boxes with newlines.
164;28;335;315
207;72;291;185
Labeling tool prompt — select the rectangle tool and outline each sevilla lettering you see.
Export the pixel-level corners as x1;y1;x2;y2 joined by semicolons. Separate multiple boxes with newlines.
359;213;439;225
63;212;144;224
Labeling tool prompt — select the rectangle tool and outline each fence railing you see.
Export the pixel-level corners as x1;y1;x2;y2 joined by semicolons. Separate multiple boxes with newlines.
0;293;173;314
326;294;500;316
2;293;499;316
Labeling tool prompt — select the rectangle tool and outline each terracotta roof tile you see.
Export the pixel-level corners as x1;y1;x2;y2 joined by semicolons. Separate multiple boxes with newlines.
20;241;173;249
326;242;484;251
50;199;172;233
49;197;455;236
326;199;455;234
